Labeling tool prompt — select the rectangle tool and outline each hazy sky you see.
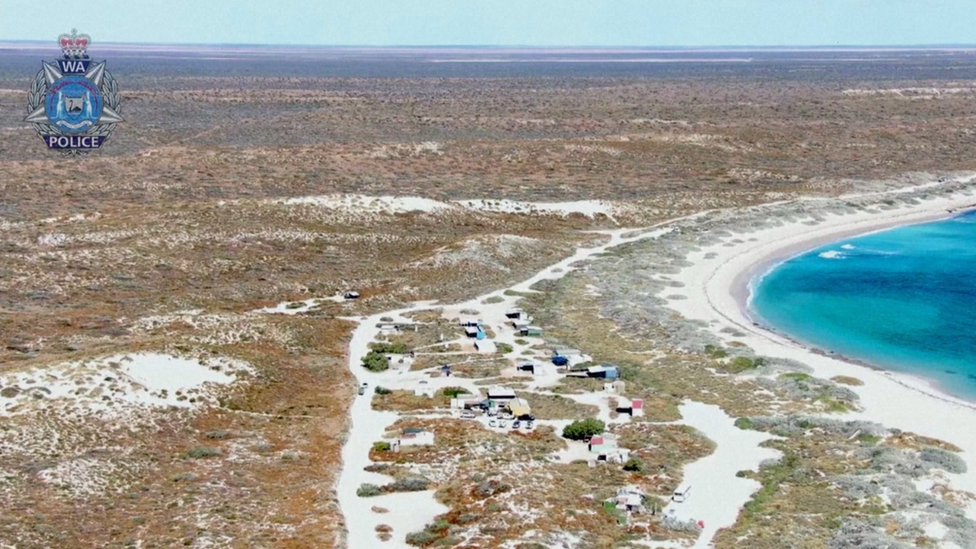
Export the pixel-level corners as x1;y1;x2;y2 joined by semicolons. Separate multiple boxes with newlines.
1;0;973;47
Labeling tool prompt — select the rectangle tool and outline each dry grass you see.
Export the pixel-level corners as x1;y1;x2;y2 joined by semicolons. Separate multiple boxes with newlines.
521;393;599;420
831;375;865;386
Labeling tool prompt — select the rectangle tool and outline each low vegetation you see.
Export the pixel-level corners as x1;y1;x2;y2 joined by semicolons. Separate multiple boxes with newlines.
362;350;390;372
562;418;606;441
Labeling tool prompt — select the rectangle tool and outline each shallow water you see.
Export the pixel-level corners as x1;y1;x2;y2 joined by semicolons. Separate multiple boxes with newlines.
752;210;976;401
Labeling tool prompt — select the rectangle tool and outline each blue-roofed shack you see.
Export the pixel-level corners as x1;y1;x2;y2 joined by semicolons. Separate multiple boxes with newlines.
552;355;569;367
587;365;620;379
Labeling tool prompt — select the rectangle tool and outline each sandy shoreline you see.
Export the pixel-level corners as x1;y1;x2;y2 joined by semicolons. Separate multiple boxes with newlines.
728;197;976;408
732;201;976;400
664;178;976;517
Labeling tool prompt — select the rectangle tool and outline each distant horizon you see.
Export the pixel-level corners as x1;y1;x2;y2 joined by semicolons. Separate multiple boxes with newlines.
3;40;976;50
3;1;976;49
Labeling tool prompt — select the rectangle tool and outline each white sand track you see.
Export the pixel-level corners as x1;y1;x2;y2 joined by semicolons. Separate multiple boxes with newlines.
661;401;780;548
334;209;776;548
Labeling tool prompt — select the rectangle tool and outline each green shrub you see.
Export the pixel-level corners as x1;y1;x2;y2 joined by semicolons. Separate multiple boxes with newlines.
441;387;470;398
184;447;222;459
704;344;728;358
496;343;513;354
623;457;645;472
375;386;392;395
386;477;430;492
405;519;452;547
357;483;382;497
734;417;756;430
362;351;389;372
726;356;763;373
405;531;440;547
372;441;392;452
562;418;605;441
370;342;409;354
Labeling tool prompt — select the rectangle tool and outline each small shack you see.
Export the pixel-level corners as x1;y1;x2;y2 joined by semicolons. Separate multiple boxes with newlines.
487;385;516;404
552;348;582;359
474;339;496;353
463;326;481;338
631;398;644;417
513;320;529;331
450;393;482;409
587;365;620;379
521;326;543;337
588;433;619;454
604;380;627;394
552;355;569;367
395;428;435;450
505;308;524;319
507;397;531;417
598;447;631;464
458;317;483;328
611;485;647;513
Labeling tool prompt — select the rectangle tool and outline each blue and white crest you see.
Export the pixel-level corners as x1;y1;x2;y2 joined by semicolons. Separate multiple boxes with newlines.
25;30;124;154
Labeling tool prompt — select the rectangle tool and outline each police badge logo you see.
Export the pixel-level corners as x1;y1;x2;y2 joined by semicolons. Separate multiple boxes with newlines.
24;29;124;155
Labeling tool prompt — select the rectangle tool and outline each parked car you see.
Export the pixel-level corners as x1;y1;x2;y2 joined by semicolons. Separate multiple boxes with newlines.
525;421;534;430
499;420;508;428
488;419;498;428
460;411;476;419
512;421;521;429
357;385;365;396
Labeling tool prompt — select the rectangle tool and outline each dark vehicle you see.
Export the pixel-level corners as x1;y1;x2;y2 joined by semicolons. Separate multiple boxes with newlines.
512;420;521;429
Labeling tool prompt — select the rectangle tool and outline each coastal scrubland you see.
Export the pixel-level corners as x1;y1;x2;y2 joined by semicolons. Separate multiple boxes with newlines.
2;47;976;547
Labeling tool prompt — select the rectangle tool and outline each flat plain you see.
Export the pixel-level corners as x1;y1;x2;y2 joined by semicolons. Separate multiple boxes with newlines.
2;46;976;549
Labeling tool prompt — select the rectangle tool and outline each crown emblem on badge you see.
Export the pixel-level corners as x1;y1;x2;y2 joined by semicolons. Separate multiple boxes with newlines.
59;29;91;59
24;30;123;155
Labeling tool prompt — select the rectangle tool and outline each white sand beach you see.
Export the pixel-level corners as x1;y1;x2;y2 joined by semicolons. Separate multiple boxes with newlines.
662;180;976;520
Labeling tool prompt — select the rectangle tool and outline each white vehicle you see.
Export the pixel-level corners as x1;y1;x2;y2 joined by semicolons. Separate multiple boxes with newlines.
460;411;476;419
488;419;498;428
672;484;692;503
499;420;508;428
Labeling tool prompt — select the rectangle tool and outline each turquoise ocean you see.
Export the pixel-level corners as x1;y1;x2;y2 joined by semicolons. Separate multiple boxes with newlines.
751;210;976;402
